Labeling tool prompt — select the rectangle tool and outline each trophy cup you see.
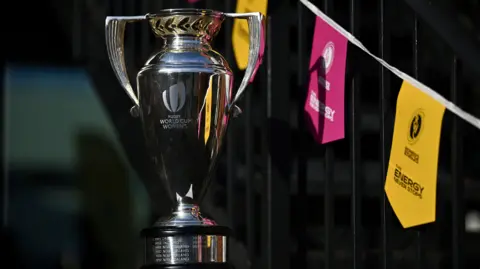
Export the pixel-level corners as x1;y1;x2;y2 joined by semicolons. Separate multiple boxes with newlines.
105;9;265;269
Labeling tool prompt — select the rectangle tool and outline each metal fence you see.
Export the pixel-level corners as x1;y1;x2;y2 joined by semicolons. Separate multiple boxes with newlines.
14;0;478;268
217;0;476;268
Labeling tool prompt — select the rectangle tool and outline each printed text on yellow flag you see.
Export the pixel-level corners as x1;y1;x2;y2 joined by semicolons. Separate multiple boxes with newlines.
385;81;446;228
232;0;268;70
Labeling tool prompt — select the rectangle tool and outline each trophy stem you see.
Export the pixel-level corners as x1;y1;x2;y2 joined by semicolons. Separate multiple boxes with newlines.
151;201;216;227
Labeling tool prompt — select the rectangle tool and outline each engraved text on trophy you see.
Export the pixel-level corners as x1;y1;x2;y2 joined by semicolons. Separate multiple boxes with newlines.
160;82;193;129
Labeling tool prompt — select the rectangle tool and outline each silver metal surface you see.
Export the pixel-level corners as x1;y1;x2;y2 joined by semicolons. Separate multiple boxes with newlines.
105;8;265;220
145;234;227;265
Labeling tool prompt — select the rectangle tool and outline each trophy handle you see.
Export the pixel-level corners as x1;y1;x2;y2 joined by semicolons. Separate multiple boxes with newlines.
105;16;147;107
224;12;266;107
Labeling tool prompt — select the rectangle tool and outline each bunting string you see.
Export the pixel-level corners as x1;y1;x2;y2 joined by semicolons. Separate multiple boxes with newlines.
300;0;480;131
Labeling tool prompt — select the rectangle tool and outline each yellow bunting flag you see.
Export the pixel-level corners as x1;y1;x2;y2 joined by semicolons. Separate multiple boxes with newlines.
232;0;268;70
204;77;213;144
385;81;446;228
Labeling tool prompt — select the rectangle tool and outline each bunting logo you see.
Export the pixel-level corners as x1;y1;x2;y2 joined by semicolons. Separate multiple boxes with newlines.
162;82;186;113
322;41;335;74
407;109;425;145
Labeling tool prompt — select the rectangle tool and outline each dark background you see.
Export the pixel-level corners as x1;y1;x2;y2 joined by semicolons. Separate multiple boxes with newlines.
2;0;480;269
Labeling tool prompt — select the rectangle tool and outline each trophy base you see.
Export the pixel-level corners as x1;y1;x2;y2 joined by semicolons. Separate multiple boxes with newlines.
140;205;232;268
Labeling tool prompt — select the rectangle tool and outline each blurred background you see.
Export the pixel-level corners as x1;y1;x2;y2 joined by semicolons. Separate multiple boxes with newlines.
2;0;480;269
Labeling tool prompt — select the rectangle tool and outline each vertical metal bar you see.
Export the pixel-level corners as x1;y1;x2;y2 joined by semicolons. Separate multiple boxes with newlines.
225;0;235;223
412;15;424;269
412;20;419;107
245;30;255;267
450;56;464;269
266;16;273;269
325;134;334;269
379;0;391;268
266;8;290;269
349;0;362;268
2;65;8;228
323;1;334;269
72;0;82;60
296;2;307;269
260;15;272;269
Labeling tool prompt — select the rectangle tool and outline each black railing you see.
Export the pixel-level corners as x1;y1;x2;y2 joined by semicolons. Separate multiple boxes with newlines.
18;0;477;268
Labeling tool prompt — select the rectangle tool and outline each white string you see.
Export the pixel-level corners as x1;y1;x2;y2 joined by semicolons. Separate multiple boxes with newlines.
300;0;480;131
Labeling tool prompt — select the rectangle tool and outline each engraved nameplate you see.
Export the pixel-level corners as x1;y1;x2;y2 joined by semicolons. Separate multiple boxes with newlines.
144;235;227;265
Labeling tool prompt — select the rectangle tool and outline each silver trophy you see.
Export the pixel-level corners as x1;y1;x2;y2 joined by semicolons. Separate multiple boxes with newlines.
105;9;265;269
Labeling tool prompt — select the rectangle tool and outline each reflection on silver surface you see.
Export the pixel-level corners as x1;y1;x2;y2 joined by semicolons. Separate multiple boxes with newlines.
145;235;227;265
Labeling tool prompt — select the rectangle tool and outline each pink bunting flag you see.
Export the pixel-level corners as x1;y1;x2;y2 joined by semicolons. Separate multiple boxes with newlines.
304;16;348;144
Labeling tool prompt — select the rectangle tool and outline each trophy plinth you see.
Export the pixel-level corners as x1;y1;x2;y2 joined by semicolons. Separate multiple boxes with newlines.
141;202;232;269
105;8;264;269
